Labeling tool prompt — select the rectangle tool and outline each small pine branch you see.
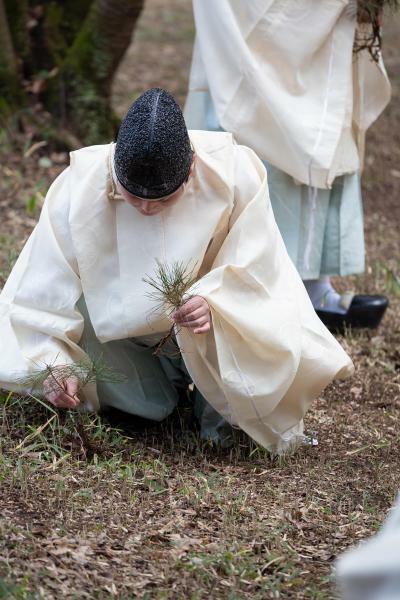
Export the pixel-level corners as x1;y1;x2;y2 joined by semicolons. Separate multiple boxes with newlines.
16;356;126;396
143;260;198;315
143;260;198;356
14;356;126;460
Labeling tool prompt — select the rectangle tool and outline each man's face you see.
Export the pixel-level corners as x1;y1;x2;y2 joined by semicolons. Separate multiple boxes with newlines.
117;155;195;216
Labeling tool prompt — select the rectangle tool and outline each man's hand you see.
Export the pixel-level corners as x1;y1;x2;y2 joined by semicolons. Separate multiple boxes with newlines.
172;296;211;334
43;375;80;408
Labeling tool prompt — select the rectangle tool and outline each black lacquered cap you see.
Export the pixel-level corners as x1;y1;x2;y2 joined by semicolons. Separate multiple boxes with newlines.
114;88;193;200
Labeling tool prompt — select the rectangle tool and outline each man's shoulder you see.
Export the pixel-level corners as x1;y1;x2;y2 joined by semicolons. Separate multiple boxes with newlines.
70;143;111;164
68;143;111;189
65;144;111;216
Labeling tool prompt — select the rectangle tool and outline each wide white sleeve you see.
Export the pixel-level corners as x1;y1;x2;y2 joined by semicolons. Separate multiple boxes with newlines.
0;167;87;391
177;144;353;453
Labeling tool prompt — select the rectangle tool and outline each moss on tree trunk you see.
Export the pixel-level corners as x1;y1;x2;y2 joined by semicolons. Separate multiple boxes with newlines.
56;0;144;144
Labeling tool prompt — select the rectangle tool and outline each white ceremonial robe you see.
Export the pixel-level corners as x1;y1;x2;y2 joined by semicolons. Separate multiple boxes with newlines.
0;132;354;452
185;0;391;188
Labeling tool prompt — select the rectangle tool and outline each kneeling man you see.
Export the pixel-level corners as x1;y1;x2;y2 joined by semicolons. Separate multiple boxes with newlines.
0;89;353;453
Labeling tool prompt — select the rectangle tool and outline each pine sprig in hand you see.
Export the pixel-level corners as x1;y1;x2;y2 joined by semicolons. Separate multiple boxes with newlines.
143;260;198;355
14;357;126;459
16;356;125;396
143;260;198;315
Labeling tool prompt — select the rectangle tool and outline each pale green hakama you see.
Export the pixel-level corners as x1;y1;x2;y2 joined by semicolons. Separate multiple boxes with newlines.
266;164;365;280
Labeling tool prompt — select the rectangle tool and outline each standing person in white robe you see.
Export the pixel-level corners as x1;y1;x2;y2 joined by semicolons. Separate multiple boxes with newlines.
0;88;354;454
184;0;392;332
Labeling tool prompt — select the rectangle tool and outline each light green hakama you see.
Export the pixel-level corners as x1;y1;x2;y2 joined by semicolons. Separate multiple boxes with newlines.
266;164;365;280
191;93;365;280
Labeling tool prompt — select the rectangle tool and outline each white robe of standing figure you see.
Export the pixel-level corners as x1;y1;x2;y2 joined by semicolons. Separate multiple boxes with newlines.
185;0;391;328
185;0;390;188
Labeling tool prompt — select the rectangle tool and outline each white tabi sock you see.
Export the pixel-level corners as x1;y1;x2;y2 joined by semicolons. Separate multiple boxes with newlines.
303;277;347;314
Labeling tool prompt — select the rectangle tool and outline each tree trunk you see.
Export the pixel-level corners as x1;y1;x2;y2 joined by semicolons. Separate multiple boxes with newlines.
0;0;20;109
56;0;145;144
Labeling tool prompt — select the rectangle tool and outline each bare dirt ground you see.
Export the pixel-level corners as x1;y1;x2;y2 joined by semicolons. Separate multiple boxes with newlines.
1;1;400;598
